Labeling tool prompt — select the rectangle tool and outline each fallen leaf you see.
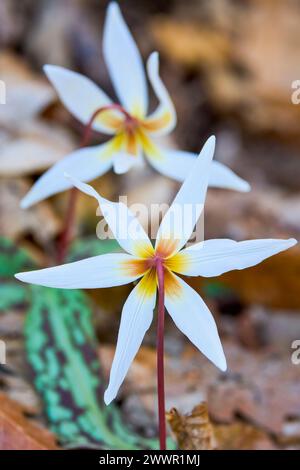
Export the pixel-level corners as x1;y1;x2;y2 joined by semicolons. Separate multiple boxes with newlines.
0;0;24;47
0;178;61;244
214;421;276;450
208;341;300;437
166;403;216;450
194;188;300;309
0;237;41;412
0;119;75;177
104;335;300;448
151;17;231;70
24;0;79;71
166;405;276;450
205;187;300;241
0;51;55;128
0;392;58;450
151;0;300;138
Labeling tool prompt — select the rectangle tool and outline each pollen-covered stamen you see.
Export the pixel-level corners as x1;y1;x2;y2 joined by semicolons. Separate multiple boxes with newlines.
122;115;140;134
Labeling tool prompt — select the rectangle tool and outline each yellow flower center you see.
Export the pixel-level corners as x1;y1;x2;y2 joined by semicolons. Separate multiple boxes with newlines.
92;103;171;161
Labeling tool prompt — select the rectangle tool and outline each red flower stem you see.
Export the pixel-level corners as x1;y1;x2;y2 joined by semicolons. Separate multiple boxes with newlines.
156;259;167;450
56;187;78;264
56;103;131;264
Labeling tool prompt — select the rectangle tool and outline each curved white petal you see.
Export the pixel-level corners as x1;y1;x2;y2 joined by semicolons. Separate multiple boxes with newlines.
143;52;176;135
209;161;250;192
174;238;297;277
155;136;215;257
103;2;147;117
66;175;153;257
147;146;250;192
113;152;144;174
104;270;156;404
15;253;142;289
20;143;113;209
44;65;118;134
165;273;226;371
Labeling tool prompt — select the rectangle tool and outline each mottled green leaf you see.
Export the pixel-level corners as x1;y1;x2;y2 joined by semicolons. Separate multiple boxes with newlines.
25;286;160;449
2;236;174;450
0;283;30;312
0;237;35;278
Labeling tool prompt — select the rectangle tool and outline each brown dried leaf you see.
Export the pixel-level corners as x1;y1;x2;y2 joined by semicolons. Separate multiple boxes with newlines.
0;51;55;128
0;374;41;417
109;335;300;448
25;0;79;70
0;0;24;46
214;421;276;450
193;188;300;309
151;0;300;137
0;393;58;450
0;178;61;243
0;300;41;415
166;404;276;450
166;403;216;450
217;249;300;310
0;120;75;177
151;18;231;70
208;341;300;436
189;248;300;310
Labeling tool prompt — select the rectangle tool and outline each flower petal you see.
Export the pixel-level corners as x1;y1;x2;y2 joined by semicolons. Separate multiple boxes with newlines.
155;136;215;257
110;130;144;174
20;143;113;209
113;152;144;174
66;175;154;257
103;2;147;117
164;272;226;371
143;52;176;136
104;270;157;404
209;160;250;192
171;238;297;277
146;146;250;192
44;65;121;134
15;253;143;288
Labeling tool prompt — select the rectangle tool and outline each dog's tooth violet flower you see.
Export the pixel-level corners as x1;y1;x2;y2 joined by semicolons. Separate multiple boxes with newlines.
20;2;250;209
15;136;296;407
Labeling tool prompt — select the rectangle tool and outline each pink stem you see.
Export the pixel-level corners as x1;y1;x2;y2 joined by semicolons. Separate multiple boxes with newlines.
56;187;78;264
156;259;166;450
56;103;131;264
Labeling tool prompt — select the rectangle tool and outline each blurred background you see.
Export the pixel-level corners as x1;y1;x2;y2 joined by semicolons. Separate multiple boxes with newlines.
0;0;300;450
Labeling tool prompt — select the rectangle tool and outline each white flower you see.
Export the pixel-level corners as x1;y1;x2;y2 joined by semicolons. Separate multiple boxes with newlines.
15;136;296;404
21;2;250;209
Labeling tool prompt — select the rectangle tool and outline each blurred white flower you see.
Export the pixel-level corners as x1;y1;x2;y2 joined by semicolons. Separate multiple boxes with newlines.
21;2;250;209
